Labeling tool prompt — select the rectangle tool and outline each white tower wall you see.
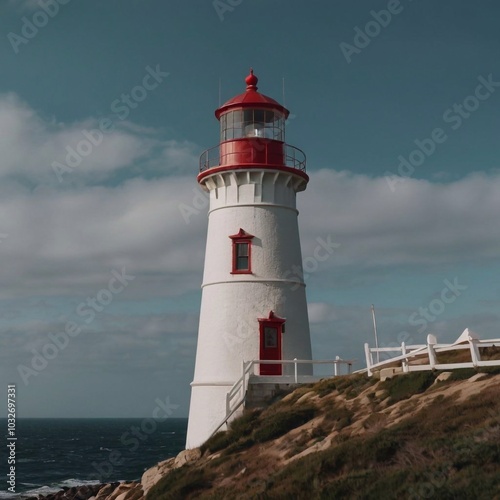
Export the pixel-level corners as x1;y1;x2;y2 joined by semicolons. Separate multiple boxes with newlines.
186;168;312;449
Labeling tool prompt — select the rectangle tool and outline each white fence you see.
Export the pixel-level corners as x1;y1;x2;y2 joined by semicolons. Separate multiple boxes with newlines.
364;328;500;377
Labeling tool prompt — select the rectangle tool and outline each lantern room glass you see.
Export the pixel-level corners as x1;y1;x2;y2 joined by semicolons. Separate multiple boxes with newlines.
221;109;285;142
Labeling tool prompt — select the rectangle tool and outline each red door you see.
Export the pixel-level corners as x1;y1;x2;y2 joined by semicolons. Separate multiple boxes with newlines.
258;312;285;375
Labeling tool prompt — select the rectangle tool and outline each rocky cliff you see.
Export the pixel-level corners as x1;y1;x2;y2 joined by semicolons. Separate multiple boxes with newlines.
31;368;500;499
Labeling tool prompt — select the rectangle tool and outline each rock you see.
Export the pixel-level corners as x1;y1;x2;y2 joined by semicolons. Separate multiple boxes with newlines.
296;391;315;404
380;367;403;382
141;457;175;494
95;483;120;500
31;484;104;500
359;396;371;406
106;482;140;500
114;483;143;500
174;448;202;468
434;372;453;383
468;373;488;383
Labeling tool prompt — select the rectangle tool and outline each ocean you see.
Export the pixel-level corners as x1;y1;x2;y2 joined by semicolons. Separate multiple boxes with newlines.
1;418;187;499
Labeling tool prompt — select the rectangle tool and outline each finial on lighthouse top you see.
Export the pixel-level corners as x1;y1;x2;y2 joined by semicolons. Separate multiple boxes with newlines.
245;68;258;91
214;68;289;119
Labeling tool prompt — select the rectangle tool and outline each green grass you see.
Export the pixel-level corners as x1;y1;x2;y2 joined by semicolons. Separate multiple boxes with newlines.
447;368;477;381
253;405;316;443
314;374;375;399
381;371;436;404
200;409;261;454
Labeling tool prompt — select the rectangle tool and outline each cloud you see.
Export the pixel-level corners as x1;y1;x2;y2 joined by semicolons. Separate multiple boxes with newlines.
0;92;205;298
4;92;499;303
299;169;500;269
0;176;208;299
0;93;199;185
1;90;500;415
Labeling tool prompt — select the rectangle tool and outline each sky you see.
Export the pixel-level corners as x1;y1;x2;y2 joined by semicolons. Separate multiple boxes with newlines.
0;0;499;418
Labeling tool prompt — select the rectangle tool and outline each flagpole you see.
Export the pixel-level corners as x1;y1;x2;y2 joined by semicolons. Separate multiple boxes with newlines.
371;304;380;364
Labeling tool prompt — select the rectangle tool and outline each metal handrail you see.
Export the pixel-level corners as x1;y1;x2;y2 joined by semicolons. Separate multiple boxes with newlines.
199;141;307;173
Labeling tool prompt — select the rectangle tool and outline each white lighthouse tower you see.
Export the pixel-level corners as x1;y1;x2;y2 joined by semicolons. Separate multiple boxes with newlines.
186;70;312;449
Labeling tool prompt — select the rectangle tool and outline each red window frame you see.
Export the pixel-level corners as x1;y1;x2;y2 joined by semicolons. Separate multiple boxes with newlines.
229;228;254;274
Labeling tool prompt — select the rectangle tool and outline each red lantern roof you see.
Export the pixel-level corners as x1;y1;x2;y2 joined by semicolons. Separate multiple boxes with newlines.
215;69;290;119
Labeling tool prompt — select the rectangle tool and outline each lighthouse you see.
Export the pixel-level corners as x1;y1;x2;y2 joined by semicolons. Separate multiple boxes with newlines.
186;70;312;449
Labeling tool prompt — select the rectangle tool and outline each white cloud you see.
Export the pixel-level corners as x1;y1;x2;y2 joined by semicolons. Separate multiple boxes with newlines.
308;302;338;324
299;169;500;268
0;93;199;185
1;91;500;415
0;176;207;299
4;93;499;303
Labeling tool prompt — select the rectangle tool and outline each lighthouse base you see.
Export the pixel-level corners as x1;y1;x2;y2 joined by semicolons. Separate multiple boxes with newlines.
185;383;242;450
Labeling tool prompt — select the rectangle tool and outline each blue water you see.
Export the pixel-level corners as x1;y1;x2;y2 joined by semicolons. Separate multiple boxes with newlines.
0;418;187;498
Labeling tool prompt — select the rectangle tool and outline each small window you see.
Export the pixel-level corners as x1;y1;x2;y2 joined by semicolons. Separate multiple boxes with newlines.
229;228;254;274
264;327;278;348
235;242;249;270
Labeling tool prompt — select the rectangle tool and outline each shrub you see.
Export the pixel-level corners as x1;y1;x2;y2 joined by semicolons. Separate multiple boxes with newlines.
253;406;316;443
479;365;500;375
314;378;338;397
200;430;233;454
146;467;212;500
200;410;261;454
223;437;254;456
228;409;261;439
323;404;354;431
381;371;435;404
447;368;477;381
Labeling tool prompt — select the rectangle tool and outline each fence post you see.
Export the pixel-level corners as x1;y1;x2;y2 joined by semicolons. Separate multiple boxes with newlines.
427;334;437;369
243;361;250;397
469;339;481;367
401;342;409;373
364;343;373;376
294;358;298;383
334;355;340;376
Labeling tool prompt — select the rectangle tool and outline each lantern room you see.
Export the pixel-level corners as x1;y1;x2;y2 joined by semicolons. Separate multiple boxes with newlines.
219;108;285;141
199;69;307;180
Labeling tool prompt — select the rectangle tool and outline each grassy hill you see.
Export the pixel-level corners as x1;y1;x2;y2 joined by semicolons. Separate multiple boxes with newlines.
147;369;500;499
